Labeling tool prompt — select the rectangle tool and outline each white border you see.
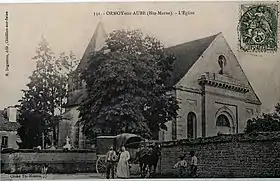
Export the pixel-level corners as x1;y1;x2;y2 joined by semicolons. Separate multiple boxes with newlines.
3;179;280;181
0;0;277;3
1;0;279;180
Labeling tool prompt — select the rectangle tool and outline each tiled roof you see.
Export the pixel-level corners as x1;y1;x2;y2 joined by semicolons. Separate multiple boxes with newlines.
0;112;20;131
165;33;219;86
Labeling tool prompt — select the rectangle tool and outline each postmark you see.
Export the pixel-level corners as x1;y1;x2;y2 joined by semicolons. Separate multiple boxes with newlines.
238;4;278;53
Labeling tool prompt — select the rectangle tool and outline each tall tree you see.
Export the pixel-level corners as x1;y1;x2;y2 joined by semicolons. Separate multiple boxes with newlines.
78;29;179;139
17;37;78;148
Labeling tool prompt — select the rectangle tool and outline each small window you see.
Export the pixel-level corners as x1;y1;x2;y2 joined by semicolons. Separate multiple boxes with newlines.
172;119;177;140
74;77;79;90
218;55;226;74
1;136;8;148
74;123;80;148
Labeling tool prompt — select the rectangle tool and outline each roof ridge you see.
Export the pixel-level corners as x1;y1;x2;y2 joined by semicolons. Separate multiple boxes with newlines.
166;33;220;49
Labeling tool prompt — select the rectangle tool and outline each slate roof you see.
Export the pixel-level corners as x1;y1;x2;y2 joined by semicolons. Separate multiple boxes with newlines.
0;110;20;131
165;33;219;86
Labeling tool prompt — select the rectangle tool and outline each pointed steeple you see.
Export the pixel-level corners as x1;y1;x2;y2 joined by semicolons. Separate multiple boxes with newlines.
77;20;108;71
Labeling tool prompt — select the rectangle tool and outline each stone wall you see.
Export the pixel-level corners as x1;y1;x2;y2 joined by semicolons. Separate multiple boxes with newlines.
159;132;280;178
1;149;97;173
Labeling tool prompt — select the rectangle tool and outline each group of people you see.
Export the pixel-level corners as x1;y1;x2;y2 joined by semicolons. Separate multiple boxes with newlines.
173;151;198;178
105;145;131;179
105;145;198;179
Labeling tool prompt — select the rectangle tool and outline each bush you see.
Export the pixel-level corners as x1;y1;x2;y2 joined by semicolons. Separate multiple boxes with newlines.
244;113;280;133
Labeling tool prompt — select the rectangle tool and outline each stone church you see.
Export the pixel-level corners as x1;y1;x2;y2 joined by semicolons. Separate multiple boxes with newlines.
160;33;261;141
58;22;261;148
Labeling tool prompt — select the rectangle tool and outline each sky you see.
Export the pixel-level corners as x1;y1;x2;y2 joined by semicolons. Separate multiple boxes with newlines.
0;2;279;112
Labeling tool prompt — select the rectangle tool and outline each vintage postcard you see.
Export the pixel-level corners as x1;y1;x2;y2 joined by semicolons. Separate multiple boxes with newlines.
1;1;280;180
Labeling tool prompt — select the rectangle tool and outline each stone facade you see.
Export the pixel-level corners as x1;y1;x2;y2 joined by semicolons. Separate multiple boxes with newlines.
160;33;261;141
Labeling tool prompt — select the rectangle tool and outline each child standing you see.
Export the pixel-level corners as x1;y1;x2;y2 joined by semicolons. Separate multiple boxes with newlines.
173;155;188;177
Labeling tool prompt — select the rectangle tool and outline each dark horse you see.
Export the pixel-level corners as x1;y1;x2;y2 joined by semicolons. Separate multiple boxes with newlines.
136;143;161;178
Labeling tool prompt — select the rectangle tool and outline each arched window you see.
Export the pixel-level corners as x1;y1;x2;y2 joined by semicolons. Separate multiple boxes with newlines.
216;114;231;134
187;112;197;139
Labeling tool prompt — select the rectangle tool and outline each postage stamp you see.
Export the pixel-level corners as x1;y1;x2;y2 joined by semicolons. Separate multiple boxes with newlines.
238;4;278;53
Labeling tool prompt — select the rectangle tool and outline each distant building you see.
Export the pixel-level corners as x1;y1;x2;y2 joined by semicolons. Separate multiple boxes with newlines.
59;23;262;148
0;107;20;150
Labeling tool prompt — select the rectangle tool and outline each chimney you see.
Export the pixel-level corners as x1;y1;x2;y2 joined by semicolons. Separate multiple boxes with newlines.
7;107;17;122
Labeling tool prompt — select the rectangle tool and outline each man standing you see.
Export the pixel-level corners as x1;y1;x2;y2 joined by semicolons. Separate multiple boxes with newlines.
190;151;198;177
106;146;117;179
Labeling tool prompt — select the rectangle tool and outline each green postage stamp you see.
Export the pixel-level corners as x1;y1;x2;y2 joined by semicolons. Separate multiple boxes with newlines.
238;4;278;53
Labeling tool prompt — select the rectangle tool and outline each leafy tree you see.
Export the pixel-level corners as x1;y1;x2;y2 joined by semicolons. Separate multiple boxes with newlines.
244;102;280;133
244;113;280;133
275;102;280;116
16;37;78;148
78;29;179;139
